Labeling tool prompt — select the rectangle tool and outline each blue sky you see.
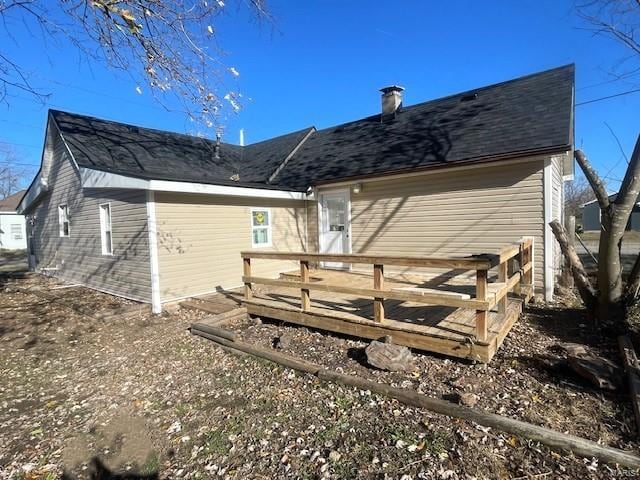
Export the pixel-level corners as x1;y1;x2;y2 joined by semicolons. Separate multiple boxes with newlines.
0;0;638;191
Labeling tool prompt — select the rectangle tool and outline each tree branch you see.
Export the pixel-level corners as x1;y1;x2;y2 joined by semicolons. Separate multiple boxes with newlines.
575;149;611;209
550;219;598;310
615;134;640;217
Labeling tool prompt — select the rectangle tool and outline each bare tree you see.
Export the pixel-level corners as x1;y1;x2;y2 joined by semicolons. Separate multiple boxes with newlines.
0;144;27;199
565;173;596;224
0;0;270;129
575;0;640;84
551;134;640;320
549;1;640;321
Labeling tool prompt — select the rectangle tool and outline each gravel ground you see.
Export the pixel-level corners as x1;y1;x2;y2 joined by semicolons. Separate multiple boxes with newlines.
1;273;639;479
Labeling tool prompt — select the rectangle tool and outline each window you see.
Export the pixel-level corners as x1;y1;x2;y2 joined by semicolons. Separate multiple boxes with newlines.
58;205;69;237
251;208;271;247
99;203;113;255
10;224;22;240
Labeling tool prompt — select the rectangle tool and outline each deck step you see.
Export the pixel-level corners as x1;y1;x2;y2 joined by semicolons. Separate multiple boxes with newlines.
182;299;241;315
188;305;248;330
391;286;471;300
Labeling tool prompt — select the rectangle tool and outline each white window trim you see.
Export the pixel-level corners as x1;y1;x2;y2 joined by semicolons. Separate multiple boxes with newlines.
251;207;272;248
99;203;113;255
11;224;23;240
58;204;69;237
543;158;553;301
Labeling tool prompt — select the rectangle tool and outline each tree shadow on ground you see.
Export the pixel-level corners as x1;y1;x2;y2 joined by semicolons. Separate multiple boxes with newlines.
62;457;158;480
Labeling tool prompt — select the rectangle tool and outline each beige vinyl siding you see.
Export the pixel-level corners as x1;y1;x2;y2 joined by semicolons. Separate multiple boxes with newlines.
26;127;152;302
306;201;319;253
155;193;309;301
326;158;547;289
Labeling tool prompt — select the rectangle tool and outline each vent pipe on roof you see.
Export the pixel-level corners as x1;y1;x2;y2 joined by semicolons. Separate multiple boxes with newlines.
380;85;404;121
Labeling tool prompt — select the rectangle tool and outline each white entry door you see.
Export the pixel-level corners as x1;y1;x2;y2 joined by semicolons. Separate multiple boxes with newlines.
319;190;350;269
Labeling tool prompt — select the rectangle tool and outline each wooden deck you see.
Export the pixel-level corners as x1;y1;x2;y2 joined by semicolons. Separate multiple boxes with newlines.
239;268;524;363
189;240;533;363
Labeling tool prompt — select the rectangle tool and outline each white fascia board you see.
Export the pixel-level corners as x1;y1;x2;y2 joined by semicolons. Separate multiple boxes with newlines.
562;151;574;181
17;173;48;214
79;167;312;200
80;168;151;189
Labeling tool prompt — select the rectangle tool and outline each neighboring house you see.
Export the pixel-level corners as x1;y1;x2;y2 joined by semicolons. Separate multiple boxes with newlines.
581;194;640;232
0;190;27;250
18;64;575;311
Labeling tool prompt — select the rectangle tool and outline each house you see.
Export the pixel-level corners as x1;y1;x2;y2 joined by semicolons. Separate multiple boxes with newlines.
581;194;640;232
0;190;27;250
18;64;574;313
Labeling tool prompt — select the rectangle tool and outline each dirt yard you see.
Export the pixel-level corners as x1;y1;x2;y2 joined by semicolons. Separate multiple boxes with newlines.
1;270;639;479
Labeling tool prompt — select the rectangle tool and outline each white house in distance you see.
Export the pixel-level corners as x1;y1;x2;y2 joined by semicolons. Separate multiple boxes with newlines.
0;190;27;250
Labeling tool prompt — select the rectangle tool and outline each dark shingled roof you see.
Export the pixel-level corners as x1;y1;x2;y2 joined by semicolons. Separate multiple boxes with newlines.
50;64;573;192
0;190;26;211
273;64;574;189
50;110;309;191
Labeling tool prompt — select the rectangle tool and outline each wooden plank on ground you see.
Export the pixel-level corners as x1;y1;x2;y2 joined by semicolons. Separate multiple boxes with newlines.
191;328;640;469
619;335;640;437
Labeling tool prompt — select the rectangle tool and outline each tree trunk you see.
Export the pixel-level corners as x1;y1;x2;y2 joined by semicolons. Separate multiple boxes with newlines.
597;208;625;317
549;220;597;311
560;215;576;288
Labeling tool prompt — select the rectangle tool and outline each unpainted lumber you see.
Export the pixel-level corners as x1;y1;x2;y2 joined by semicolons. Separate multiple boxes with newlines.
194;328;640;469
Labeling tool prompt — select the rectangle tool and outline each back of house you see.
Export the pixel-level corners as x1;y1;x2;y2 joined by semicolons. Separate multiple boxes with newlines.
18;64;575;311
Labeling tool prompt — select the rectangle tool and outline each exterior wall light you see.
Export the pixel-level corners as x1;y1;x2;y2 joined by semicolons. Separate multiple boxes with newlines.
352;183;363;194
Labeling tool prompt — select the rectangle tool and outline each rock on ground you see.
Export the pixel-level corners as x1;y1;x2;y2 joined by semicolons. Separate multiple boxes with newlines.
365;340;415;372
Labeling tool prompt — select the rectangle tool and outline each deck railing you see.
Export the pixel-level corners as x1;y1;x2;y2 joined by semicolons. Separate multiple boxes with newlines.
240;239;533;342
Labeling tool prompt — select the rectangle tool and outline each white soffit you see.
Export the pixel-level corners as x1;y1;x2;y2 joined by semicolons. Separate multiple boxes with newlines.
79;168;312;200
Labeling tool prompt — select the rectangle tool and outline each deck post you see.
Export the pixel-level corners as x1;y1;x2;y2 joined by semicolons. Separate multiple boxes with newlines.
524;241;533;286
243;257;253;300
373;264;384;323
476;269;488;342
498;260;507;314
519;240;532;299
300;260;310;311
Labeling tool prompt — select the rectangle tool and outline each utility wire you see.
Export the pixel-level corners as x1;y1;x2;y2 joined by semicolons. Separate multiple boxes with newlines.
576;88;640;106
0;139;41;149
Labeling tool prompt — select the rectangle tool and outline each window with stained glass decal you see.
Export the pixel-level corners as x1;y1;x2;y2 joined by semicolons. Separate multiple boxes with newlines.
251;208;271;247
327;197;345;231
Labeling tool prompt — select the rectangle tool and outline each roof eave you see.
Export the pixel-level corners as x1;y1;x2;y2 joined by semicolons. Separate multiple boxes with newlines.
79;167;313;200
